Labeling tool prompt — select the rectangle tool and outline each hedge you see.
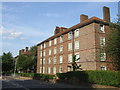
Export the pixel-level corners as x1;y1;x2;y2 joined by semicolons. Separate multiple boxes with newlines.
56;70;119;87
18;73;55;80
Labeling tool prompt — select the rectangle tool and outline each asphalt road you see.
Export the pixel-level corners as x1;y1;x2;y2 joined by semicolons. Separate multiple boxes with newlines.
1;76;86;90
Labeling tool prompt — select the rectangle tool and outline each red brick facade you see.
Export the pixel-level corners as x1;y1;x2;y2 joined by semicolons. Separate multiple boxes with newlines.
37;7;114;74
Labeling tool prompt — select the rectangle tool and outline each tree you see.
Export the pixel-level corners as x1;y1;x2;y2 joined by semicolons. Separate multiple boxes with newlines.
27;46;37;73
17;54;28;73
68;55;82;71
2;52;14;73
106;22;120;71
16;46;37;73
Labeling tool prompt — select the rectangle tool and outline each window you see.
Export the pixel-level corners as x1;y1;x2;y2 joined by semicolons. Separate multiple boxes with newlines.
54;38;57;45
48;58;51;64
60;56;63;63
43;58;45;64
43;67;45;74
53;56;56;64
40;51;42;57
41;44;43;49
43;50;46;56
68;31;73;40
101;66;107;70
44;43;46;48
68;42;72;51
40;59;42;64
68;67;71;72
49;49;52;55
100;24;105;33
49;40;52;46
54;47;57;54
75;53;80;62
59;66;62;73
74;29;79;37
60;45;63;53
100;51;106;61
75;41;79;50
40;67;42;73
53;67;56;74
100;37;105;46
60;36;63;43
48;67;51;74
68;54;72;62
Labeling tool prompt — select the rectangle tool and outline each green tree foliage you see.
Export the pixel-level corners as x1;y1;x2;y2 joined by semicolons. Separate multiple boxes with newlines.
106;22;120;71
2;52;14;73
17;54;28;72
17;46;37;73
68;55;82;71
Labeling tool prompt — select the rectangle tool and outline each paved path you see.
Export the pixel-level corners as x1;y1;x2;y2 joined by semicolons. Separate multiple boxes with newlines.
1;76;87;90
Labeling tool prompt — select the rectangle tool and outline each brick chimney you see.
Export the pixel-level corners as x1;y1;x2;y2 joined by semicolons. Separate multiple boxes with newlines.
26;47;28;52
103;6;110;22
54;26;67;35
80;14;88;22
19;50;21;55
21;49;24;54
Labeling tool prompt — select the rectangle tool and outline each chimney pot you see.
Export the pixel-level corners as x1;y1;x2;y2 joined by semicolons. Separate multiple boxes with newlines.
26;47;28;52
80;14;88;22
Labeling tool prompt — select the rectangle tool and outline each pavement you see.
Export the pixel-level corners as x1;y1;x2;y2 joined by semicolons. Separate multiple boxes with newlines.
1;76;87;90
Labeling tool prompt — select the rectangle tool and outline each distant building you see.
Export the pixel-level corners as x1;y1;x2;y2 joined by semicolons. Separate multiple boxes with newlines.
37;6;116;75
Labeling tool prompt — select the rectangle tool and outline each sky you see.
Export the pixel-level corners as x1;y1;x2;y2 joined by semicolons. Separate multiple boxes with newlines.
1;2;119;57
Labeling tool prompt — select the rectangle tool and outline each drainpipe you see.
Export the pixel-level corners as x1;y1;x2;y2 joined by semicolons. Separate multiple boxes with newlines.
72;30;75;61
41;43;44;74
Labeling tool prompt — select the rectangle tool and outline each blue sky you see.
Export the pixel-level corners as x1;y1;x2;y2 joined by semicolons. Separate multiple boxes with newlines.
1;2;118;57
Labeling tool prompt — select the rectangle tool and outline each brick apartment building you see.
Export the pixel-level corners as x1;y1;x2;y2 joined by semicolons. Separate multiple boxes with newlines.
37;6;115;75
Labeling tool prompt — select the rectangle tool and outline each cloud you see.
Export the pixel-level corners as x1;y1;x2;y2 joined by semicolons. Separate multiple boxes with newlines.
0;26;23;40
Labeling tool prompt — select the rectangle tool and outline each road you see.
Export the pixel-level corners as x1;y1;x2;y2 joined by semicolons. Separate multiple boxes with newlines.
1;76;87;90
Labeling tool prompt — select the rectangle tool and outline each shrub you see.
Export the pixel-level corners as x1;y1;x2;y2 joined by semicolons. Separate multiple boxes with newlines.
56;70;119;87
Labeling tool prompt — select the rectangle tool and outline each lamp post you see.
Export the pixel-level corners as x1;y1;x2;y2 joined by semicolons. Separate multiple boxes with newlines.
13;58;17;77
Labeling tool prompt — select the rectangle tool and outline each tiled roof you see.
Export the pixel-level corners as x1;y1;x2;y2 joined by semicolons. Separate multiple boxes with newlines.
37;17;109;46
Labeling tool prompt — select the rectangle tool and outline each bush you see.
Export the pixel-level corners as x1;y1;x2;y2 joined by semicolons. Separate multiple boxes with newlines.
56;70;119;87
18;73;55;80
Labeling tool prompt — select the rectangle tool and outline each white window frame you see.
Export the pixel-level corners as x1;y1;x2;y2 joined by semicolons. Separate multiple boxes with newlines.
43;58;45;64
60;56;63;63
100;51;106;61
59;66;62;73
75;53;80;62
68;54;72;63
40;59;42;65
54;38;57;45
54;47;57;54
68;31;72;40
43;67;45;74
68;42;72;51
75;41;79;50
53;56;56;64
44;43;46;48
49;49;52;55
41;44;43;49
101;66;107;70
43;50;46;56
100;24;105;33
40;67;42;73
74;29;79;37
53;67;56;74
60;36;63;43
40;51;42;57
49;40;52;46
60;45;63;53
100;37;105;46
